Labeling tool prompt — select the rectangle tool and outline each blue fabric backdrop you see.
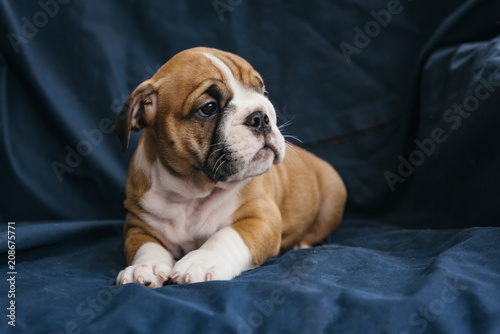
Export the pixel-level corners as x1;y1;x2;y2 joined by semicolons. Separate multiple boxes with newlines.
0;0;499;333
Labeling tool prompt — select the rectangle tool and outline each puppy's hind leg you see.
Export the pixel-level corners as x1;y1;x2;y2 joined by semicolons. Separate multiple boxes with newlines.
298;168;347;247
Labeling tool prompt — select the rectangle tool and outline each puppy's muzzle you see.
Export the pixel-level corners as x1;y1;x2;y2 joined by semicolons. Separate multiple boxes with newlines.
245;111;271;136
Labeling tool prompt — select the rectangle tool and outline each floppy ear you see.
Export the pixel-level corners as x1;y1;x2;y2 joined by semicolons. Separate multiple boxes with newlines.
114;80;158;152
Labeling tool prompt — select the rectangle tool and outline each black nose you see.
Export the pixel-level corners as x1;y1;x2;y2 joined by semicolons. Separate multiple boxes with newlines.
244;111;271;136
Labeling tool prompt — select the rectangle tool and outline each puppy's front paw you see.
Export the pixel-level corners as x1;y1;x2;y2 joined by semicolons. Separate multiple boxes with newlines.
116;262;172;289
171;249;235;284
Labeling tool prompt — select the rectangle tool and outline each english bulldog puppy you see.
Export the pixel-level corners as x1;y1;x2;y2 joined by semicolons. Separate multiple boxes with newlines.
114;47;346;288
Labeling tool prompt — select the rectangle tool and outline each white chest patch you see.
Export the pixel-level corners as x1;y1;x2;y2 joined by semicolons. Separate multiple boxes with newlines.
134;144;245;259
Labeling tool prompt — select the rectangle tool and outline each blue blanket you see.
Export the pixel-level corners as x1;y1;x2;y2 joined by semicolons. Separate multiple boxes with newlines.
1;0;499;333
1;220;499;333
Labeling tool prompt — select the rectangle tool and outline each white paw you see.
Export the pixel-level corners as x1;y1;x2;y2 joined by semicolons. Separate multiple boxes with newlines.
293;242;312;250
116;262;172;289
171;249;236;284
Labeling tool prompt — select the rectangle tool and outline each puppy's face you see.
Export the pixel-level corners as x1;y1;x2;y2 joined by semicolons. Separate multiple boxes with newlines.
115;47;285;189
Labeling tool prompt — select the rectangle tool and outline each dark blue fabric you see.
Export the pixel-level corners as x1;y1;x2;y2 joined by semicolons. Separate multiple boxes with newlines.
1;0;500;333
1;220;499;333
2;0;499;226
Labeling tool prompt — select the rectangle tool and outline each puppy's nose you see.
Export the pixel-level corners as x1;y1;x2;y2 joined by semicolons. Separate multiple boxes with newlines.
244;111;271;136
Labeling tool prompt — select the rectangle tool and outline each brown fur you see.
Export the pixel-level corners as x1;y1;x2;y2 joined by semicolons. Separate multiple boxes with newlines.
122;212;162;265
234;145;346;266
115;47;347;270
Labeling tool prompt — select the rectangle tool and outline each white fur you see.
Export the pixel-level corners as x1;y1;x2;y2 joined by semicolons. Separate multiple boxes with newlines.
135;142;248;260
171;226;252;283
119;52;286;288
202;52;286;181
131;242;175;265
118;142;250;288
116;242;174;289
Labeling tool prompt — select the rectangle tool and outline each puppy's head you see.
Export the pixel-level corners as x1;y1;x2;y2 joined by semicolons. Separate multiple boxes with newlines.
115;47;285;188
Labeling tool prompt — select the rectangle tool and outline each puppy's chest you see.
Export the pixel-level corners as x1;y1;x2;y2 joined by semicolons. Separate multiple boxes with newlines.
140;188;240;255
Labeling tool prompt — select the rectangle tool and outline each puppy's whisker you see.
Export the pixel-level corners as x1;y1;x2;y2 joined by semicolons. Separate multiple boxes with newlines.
278;119;294;130
213;154;226;171
285;141;298;150
213;161;226;180
207;147;224;161
283;134;302;143
213;154;227;178
283;142;300;166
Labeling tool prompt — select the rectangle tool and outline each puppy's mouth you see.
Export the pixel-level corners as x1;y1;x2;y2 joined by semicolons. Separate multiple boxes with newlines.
204;152;239;183
266;141;283;164
253;142;280;164
204;137;284;183
204;147;274;183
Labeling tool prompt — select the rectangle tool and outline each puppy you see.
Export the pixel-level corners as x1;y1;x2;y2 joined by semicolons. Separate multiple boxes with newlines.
114;47;346;288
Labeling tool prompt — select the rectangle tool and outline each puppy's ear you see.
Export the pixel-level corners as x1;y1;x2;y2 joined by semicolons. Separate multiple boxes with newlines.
114;80;158;152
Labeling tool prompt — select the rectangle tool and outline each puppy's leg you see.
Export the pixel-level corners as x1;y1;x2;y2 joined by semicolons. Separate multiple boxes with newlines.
116;216;175;289
171;199;281;284
295;166;346;248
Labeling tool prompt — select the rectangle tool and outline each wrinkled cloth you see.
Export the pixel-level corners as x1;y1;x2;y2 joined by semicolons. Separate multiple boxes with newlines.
1;0;500;333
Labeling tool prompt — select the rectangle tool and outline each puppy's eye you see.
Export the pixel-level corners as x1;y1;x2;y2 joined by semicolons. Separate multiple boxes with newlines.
263;90;269;98
198;102;218;117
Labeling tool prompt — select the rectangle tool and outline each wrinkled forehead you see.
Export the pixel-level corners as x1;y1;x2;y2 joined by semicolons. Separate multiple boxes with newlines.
153;48;265;97
202;49;265;92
